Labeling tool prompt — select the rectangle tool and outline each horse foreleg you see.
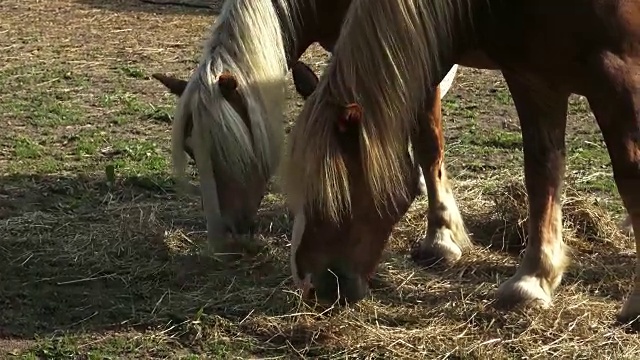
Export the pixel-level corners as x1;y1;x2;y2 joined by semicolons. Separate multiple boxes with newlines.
587;56;640;324
410;83;471;266
496;73;570;309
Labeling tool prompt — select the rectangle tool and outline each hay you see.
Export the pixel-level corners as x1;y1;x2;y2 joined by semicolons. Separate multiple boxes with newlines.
466;179;624;254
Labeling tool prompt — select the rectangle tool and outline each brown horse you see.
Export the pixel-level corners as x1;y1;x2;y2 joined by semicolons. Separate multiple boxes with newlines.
157;0;466;257
284;0;640;324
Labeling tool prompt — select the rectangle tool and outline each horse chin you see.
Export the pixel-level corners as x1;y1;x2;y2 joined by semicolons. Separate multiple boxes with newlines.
226;213;257;235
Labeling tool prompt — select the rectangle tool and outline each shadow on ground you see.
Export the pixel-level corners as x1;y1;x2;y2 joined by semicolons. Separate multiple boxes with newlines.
0;173;296;344
75;0;221;15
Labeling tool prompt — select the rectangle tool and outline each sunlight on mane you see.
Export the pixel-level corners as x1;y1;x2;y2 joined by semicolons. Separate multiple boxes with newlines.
172;0;301;191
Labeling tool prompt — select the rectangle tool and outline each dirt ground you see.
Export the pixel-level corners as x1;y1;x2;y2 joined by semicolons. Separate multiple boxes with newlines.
1;0;639;358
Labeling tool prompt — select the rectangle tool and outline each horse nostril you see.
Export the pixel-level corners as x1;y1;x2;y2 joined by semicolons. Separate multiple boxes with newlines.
235;215;254;235
312;266;369;305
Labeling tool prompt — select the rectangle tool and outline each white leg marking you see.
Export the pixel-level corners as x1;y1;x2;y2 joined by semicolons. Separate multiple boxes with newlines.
438;179;469;249
435;64;464;249
619;215;640;322
497;202;567;308
620;215;634;235
417;166;428;196
417;167;470;263
439;64;459;99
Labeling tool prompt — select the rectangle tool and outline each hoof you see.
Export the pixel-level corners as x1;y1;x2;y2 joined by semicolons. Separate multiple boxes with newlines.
616;314;640;332
202;232;255;260
368;273;391;290
495;274;552;310
617;293;640;329
619;216;634;235
411;228;462;267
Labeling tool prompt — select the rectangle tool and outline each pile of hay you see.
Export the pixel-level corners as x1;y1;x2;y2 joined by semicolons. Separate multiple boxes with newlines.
467;179;624;254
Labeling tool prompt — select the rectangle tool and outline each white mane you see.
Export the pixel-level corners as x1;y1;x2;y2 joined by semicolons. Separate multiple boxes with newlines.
171;0;300;237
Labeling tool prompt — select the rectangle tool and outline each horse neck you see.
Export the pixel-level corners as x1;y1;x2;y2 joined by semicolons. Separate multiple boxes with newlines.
428;0;485;87
275;0;352;67
399;0;484;93
325;0;483;129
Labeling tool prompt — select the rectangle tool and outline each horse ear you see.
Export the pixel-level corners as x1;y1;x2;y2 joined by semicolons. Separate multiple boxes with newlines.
218;72;238;99
292;61;319;99
151;73;188;96
337;103;363;132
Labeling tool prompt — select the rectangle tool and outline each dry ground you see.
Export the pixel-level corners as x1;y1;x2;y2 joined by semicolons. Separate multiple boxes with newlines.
1;0;639;358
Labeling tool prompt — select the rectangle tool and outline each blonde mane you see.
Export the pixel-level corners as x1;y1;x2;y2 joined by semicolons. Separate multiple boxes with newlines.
284;0;470;220
171;0;301;207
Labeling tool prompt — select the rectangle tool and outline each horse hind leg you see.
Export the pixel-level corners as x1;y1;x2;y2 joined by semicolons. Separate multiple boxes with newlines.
586;54;640;324
620;214;634;235
411;85;471;266
414;65;460;198
496;73;570;309
416;166;429;196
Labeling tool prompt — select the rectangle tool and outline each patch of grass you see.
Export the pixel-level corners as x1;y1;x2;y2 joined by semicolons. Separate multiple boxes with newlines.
478;130;522;149
568;95;593;116
19;333;183;359
5;157;61;174
99;92;147;115
492;131;521;148
143;103;174;124
108;139;169;176
13;136;42;159
453;127;523;152
567;136;617;195
491;86;513;106
0;64;91;90
8;97;84;127
99;91;173;123
30;337;80;359
442;97;479;120
118;65;146;79
0;65;92;129
74;136;100;157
